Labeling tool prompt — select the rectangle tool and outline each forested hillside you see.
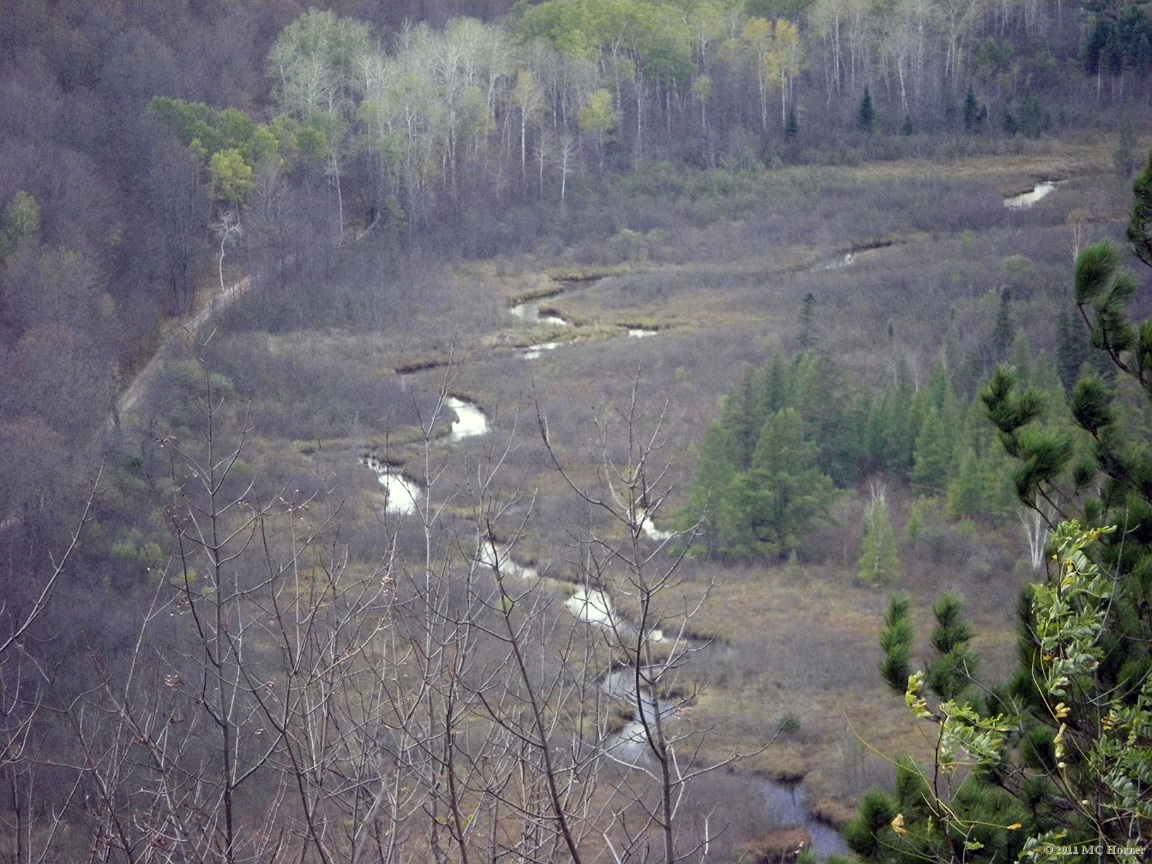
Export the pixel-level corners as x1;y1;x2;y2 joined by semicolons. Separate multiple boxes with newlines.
1;1;1151;862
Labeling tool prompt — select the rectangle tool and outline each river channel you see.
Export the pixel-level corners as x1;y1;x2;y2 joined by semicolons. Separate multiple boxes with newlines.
1004;180;1057;208
359;304;850;859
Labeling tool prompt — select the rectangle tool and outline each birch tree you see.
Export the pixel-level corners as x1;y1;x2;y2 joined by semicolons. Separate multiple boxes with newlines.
269;10;373;241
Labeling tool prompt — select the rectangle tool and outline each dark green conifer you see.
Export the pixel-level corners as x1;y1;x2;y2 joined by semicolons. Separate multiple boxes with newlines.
878;593;912;691
720;368;763;469
857;85;876;133
864;365;916;477
911;408;954;491
851;592;1023;862
731;408;836;559
855;156;1152;862
1017;93;1050;138
946;446;986;519
989;286;1016;370
682;422;738;555
962;85;980;132
1056;306;1089;395
1128;146;1152;266
926;592;977;700
797;291;817;351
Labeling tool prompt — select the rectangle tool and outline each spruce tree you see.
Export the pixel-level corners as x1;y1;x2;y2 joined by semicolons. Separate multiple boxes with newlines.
683;422;739;556
945;446;985;519
1001;106;1019;136
911;408;955;492
852;151;1152;862
857;85;876;133
759;354;794;416
878;593;912;692
987;285;1016;373
911;367;960;491
802;355;867;485
865;363;917;477
1017;93;1051;138
731;408;836;559
797;291;817;351
1055;306;1089;395
946;400;1016;521
720;368;764;469
847;591;1032;863
962;85;980;133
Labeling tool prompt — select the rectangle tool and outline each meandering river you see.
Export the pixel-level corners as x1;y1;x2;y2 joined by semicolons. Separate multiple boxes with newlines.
356;298;848;860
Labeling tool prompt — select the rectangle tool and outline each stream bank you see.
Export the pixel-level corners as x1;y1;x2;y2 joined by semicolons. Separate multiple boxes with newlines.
353;285;849;860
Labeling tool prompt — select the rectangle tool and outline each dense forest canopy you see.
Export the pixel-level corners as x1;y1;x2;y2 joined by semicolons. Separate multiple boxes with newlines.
2;0;1149;453
1;0;1151;862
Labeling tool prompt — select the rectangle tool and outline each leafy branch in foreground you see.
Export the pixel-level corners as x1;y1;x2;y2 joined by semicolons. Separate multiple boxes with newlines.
850;148;1152;864
850;522;1151;864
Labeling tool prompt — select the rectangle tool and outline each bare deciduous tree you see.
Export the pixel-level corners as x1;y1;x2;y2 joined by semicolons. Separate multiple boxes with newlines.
1;477;96;864
10;366;742;864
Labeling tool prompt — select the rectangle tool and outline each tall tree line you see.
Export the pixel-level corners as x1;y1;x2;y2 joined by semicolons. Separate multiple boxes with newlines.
143;1;1152;253
846;149;1152;864
680;346;1034;561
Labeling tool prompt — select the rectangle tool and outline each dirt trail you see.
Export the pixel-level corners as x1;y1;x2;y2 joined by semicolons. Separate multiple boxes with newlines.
3;275;255;535
116;275;252;418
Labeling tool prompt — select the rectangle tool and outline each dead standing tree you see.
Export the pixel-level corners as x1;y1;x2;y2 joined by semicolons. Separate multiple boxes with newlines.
67;370;411;864
30;367;748;863
0;480;96;864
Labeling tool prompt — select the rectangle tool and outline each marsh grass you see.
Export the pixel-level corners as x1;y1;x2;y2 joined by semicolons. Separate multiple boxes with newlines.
174;134;1142;828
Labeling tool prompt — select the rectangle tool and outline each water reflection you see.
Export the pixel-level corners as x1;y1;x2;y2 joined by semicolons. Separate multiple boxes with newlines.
360;455;421;515
511;297;568;327
447;396;489;441
1005;181;1056;208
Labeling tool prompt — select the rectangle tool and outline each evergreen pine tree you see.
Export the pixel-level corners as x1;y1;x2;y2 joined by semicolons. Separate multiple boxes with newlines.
1128;146;1152;265
857;85;876;133
945;397;1017;521
911;368;960;491
847;592;1032;863
768;352;863;485
988;286;1016;370
865;362;917;477
911;408;955;492
1104;24;1125;76
1082;14;1111;74
878;593;912;691
732;408;836;559
925;592;978;700
720;368;763;469
796;291;817;351
1001;106;1019;136
854;156;1152;862
962;85;980;133
683;422;739;556
945;446;985;519
759;354;794;416
1017;93;1050;138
